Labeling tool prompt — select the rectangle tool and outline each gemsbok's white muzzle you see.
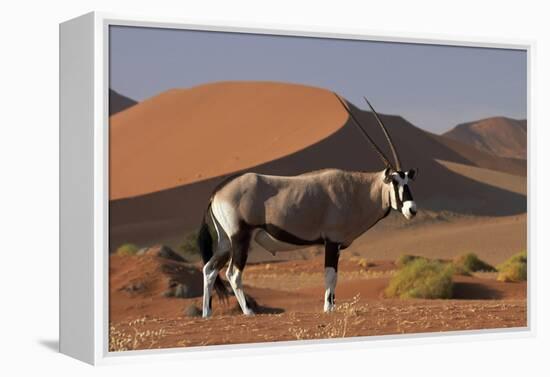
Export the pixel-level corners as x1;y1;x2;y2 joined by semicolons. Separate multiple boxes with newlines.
402;200;417;220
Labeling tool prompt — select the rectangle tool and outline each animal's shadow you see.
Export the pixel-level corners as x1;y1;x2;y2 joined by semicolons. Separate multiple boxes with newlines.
224;294;285;315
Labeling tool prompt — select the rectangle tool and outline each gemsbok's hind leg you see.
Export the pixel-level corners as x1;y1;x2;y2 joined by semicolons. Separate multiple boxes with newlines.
226;229;254;316
324;242;341;312
202;219;231;318
202;250;229;318
202;260;217;318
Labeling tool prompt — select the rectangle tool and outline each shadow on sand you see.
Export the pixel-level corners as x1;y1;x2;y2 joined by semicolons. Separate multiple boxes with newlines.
452;282;503;300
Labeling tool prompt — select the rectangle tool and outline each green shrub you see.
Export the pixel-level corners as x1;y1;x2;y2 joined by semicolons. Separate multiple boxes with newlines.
396;254;428;268
179;231;200;256
385;259;454;299
497;251;527;282
453;253;496;274
450;264;471;276
115;243;140;256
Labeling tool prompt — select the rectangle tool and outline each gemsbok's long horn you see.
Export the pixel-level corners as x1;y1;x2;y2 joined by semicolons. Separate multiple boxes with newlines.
363;96;402;171
334;93;393;169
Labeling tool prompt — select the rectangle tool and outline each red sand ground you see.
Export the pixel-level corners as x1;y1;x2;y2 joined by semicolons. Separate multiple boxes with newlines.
109;252;526;351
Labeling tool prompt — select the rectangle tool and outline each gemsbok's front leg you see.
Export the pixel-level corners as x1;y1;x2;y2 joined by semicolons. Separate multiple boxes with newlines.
324;242;340;312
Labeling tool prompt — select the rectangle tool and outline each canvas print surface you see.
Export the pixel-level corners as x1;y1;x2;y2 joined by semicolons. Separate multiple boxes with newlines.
108;25;527;352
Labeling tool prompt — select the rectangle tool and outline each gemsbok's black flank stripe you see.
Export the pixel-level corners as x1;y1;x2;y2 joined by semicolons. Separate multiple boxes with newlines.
258;223;325;246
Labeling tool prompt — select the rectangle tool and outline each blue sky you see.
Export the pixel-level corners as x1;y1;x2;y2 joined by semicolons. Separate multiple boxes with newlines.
109;26;527;134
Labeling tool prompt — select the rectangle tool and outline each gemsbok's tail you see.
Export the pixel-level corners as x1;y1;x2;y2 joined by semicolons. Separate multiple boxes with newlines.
198;205;230;301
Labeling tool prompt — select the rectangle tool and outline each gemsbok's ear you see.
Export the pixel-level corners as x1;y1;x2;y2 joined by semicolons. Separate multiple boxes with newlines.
407;168;418;181
384;167;393;183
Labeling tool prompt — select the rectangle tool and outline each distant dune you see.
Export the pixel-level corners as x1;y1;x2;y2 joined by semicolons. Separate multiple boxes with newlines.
109;81;526;250
109;82;347;200
443;117;527;159
435;160;526;196
109;89;137;116
433;132;525;176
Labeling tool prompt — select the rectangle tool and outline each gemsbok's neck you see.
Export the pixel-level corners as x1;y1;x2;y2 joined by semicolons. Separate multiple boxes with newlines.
379;173;392;213
352;170;392;218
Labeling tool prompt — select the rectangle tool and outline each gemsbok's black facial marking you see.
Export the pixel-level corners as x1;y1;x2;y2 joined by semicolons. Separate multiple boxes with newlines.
402;184;413;202
328;293;335;306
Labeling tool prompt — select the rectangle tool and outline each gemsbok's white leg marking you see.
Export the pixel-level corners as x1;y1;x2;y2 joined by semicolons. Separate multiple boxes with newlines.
202;260;218;318
324;266;338;312
226;261;254;316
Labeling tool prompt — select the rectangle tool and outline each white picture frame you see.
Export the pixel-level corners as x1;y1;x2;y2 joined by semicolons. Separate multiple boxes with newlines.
59;11;534;365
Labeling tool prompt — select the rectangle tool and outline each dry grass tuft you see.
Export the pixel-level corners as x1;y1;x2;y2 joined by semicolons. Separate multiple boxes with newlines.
396;254;428;268
115;243;140;256
497;251;527;282
109;317;166;352
385;259;453;299
356;258;375;269
453;253;496;275
288;294;363;340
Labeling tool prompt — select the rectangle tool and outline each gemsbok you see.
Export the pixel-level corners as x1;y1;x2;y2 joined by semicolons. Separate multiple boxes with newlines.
198;94;418;318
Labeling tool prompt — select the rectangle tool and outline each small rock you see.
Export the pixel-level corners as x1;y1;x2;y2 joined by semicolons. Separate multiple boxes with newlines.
158;245;187;262
124;281;146;293
136;248;148;256
144;245;187;262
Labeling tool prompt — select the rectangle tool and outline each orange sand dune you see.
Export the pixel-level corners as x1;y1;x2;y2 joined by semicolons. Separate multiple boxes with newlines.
110;82;347;200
